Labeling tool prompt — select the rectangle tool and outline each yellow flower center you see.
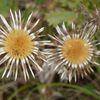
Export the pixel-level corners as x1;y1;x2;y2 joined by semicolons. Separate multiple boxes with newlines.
62;39;90;64
4;30;33;59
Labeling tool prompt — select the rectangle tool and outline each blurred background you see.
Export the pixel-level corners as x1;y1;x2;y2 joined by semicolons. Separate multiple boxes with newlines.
0;0;100;100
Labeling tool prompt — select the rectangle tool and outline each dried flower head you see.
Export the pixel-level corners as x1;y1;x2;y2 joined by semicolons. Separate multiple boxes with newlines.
47;22;100;82
0;10;45;81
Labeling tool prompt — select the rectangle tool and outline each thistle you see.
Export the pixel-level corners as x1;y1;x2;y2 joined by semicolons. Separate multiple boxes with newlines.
47;22;100;82
0;10;45;81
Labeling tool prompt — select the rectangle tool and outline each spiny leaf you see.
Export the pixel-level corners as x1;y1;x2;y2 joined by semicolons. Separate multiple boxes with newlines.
45;9;77;26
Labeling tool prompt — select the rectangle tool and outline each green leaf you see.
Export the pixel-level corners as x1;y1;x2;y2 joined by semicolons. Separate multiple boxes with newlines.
35;0;45;4
67;0;81;9
55;0;68;7
30;82;100;100
55;0;81;9
45;9;77;26
0;0;17;16
22;8;35;21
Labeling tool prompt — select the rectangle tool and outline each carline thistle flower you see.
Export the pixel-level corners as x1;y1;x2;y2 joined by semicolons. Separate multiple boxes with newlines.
47;22;100;82
0;10;45;81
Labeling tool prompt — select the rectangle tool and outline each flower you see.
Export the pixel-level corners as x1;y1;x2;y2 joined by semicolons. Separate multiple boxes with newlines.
0;10;45;81
47;22;100;82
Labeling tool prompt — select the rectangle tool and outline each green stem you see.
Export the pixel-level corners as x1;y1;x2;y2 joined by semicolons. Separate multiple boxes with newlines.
8;82;100;100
